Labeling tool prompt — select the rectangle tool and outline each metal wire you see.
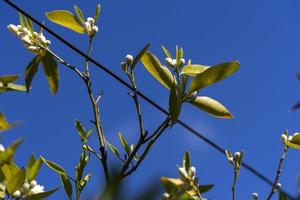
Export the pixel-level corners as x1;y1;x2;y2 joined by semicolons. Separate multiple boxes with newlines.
3;0;295;199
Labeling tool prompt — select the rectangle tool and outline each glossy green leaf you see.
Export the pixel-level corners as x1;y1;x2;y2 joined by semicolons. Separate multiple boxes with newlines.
45;10;85;33
19;13;25;28
161;45;172;58
180;64;209;76
61;175;72;199
0;74;19;84
41;156;66;176
132;43;151;68
198;184;214;194
25;55;40;92
190;96;233;118
107;141;120;158
41;51;59;94
285;141;300;149
24;187;60;200
169;82;183;124
118;132;130;156
141;51;174;89
1;163;19;181
74;5;84;24
94;4;101;24
27;158;43;181
75;119;86;141
187;61;240;95
183;151;191;172
6;168;26;195
0;139;23;162
25;16;34;36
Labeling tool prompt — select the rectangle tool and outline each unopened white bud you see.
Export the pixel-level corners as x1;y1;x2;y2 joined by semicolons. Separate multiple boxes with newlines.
165;58;173;66
189;166;196;178
92;26;98;33
187;91;197;102
281;134;287;143
27;45;40;53
0;144;5;152
178;167;188;180
7;24;18;33
21;36;33;45
125;54;133;65
23;182;30;191
179;58;185;66
45;40;51;45
234;152;240;158
120;62;127;71
13;190;21;197
85;22;91;31
87;17;95;25
276;183;281;189
30;180;37;187
288;135;293;142
17;25;22;31
162;193;170;200
252;192;258;199
37;34;47;45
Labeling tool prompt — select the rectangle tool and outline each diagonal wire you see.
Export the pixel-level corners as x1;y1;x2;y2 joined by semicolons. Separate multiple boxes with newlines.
3;0;295;199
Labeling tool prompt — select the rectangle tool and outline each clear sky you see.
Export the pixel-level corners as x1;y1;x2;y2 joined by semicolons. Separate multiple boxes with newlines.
1;0;300;199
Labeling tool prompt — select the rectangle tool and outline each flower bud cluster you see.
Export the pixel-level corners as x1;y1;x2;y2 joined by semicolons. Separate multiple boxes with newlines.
120;54;134;72
281;132;299;144
84;17;99;36
178;166;196;181
12;180;44;198
7;24;50;54
165;58;185;68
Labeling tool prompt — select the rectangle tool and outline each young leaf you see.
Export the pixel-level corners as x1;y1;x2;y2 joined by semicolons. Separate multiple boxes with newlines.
1;83;26;93
25;16;34;36
130;144;139;161
94;4;101;24
61;174;72;200
75;120;86;141
132;43;151;69
41;156;66;176
73;5;84;24
27;154;36;170
198;184;214;194
27;158;43;181
180;64;209;76
183;151;191;172
161;45;172;58
0;74;20;84
6;168;26;195
187;61;240;96
107;141;120;158
25;55;41;92
24;187;60;200
45;10;85;33
140;51;174;89
41;51;59;94
0;113;14;132
118;132;130;156
169;82;183;124
189;96;233;118
1;163;19;181
19;13;25;28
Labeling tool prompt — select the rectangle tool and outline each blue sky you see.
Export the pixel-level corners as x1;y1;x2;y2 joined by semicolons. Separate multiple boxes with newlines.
1;0;300;199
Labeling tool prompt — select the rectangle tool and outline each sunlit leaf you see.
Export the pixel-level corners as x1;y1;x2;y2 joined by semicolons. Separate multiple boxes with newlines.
2;83;27;93
61;174;72;200
0;74;19;84
25;55;40;92
27;158;43;181
24;187;60;200
183;151;190;172
107;141;120;158
180;64;209;76
45;10;85;33
41;51;59;94
130;144;139;161
187;61;240;96
169;82;183;124
74;5;84;24
0;112;14;132
75;119;86;141
198;184;214;194
161;45;172;58
19;13;25;28
132;43;151;69
41;156;66;176
118;132;130;156
6;168;26;195
94;4;101;24
25;16;34;36
189;96;233;118
1;163;19;181
141;51;174;89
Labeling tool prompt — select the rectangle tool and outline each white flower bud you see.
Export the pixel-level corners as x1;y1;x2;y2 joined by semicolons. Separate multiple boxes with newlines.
45;40;51;45
288;135;293;142
125;54;134;65
187;91;197;102
172;59;177;66
22;27;29;33
13;190;21;197
21;35;33;45
276;182;281;189
234;152;240;158
87;17;95;25
120;62;128;71
178;167;188;180
30;180;37;187
0;144;5;152
179;58;185;66
85;22;91;32
37;34;47;45
23;182;30;191
92;26;98;33
17;25;22;31
7;24;18;33
27;45;40;53
30;184;44;194
252;192;258;199
162;193;170;200
281;134;288;143
189;166;196;178
165;58;173;66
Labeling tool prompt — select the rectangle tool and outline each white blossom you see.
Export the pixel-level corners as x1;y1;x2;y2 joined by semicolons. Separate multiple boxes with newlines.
30;184;44;194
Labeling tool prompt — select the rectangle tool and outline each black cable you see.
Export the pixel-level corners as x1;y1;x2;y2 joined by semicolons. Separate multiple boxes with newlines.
3;0;295;199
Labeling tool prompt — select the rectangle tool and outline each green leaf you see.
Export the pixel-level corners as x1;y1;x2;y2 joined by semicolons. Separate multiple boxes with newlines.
279;191;288;200
25;55;41;92
27;158;43;181
161;177;181;195
190;96;233;118
107;141;120;158
75;120;86;141
24;187;60;200
140;51;174;89
180;64;209;76
1;139;23;162
130;144;139;161
118;132;130;156
198;184;214;194
132;43;151;69
73;5;84;24
0;74;20;84
1;83;27;93
0;112;14;132
27;154;36;170
94;4;101;24
25;16;34;36
45;10;85;33
187;61;240;96
86;128;94;139
6;168;26;195
1;163;19;181
183;151;191;172
41;156;66;176
19;13;25;28
41;51;59;94
61;175;72;200
161;45;172;58
169;82;183;124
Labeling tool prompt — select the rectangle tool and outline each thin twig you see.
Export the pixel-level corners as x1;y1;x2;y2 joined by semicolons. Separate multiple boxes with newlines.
266;145;289;200
232;168;238;200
